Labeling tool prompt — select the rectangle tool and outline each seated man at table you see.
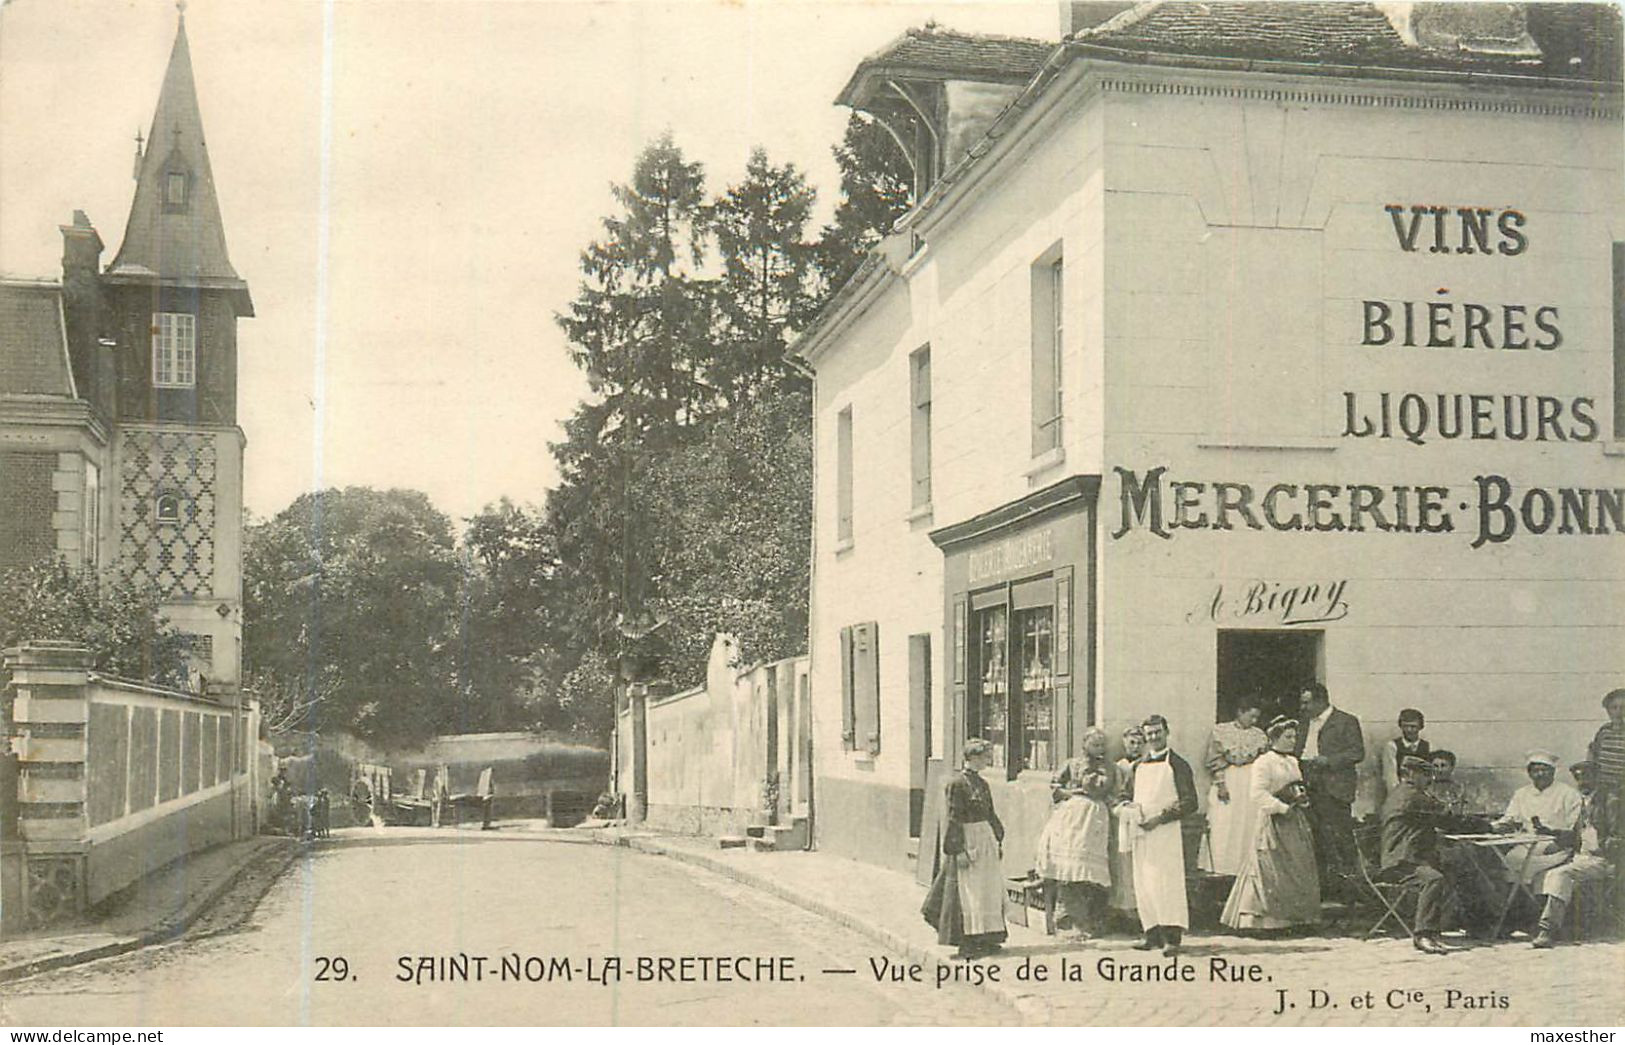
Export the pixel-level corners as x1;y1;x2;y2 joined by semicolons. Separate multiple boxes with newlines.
1532;760;1617;949
1425;750;1467;816
1493;751;1584;891
1381;756;1464;954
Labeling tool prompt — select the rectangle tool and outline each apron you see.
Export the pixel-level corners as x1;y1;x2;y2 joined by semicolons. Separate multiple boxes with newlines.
1130;758;1189;930
957;821;1007;935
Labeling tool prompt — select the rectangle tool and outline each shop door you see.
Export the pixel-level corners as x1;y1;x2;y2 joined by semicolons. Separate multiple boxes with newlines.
1215;629;1324;722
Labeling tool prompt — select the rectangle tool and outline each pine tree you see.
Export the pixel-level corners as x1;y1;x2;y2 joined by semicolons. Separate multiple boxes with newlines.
815;112;913;300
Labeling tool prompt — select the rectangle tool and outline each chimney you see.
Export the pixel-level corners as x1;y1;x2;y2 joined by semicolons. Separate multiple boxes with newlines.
60;210;104;278
1061;1;1138;38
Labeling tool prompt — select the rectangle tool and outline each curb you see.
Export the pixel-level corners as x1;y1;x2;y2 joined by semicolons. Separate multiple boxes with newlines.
0;838;299;985
597;831;1055;1024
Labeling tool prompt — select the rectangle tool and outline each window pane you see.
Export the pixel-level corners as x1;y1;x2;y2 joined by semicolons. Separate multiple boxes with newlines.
972;604;1008;769
1016;606;1055;771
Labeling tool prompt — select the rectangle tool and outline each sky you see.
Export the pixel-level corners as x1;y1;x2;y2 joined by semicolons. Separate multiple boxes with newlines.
0;0;1060;525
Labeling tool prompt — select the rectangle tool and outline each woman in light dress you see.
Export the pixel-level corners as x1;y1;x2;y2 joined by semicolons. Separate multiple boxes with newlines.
1033;728;1114;938
1221;715;1322;932
1108;725;1145;921
1204;697;1270;877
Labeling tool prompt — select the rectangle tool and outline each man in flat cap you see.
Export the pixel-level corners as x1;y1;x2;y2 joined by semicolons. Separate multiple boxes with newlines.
1379;755;1462;954
1588;689;1625;799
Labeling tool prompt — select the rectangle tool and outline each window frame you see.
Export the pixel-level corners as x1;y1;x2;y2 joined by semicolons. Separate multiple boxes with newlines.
1031;250;1065;457
836;405;855;546
151;311;197;389
909;346;933;509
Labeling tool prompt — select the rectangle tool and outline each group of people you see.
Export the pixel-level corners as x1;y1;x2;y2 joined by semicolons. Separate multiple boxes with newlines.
923;683;1625;960
269;765;331;840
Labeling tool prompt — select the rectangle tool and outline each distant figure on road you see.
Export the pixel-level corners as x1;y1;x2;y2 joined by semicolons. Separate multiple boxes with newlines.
482;781;496;831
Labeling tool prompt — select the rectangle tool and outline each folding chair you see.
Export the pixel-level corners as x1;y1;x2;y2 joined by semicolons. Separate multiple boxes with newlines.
1354;823;1419;940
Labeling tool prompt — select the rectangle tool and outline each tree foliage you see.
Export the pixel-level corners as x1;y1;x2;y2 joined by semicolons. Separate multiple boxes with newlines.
815;112;914;299
0;560;189;687
244;487;460;747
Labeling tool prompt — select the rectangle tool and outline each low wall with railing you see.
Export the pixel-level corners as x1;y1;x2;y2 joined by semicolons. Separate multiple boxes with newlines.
3;642;260;929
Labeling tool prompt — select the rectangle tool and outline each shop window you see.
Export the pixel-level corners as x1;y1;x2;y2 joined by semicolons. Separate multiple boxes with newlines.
910;346;932;509
1613;243;1625;440
1215;629;1324;723
1031;247;1064;457
836;406;854;545
839;622;881;755
968;579;1062;776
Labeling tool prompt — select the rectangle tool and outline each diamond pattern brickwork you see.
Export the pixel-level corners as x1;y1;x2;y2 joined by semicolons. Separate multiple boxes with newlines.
118;429;216;598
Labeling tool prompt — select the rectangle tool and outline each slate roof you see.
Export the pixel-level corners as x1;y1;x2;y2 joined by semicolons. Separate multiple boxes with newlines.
1079;1;1621;82
0;281;72;398
107;19;245;290
836;27;1054;105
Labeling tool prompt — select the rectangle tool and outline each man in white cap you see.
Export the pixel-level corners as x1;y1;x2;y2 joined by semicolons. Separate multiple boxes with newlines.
1491;751;1584;902
1495;751;1582;837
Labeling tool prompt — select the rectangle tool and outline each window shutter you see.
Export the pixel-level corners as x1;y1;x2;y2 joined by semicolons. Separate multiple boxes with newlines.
853;621;882;756
839;625;855;750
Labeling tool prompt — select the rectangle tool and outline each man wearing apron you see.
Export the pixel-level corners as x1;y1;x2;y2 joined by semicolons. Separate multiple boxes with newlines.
1123;714;1199;956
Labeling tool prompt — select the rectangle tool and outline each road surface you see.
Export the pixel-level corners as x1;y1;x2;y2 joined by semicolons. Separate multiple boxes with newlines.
0;833;1014;1026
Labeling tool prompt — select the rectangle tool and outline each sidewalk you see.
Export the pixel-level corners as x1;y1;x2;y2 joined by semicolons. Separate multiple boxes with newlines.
0;835;298;984
538;823;1625;1027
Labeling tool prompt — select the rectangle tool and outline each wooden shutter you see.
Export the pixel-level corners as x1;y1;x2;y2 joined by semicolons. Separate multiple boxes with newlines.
839;625;855;750
852;621;881;756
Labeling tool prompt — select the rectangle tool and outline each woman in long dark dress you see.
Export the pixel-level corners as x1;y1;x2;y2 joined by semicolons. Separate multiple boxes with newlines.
922;738;1007;959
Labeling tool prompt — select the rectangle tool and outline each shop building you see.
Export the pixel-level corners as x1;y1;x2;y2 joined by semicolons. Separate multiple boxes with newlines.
794;2;1624;874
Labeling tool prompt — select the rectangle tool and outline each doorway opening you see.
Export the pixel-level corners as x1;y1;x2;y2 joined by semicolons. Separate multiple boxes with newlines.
1215;629;1324;723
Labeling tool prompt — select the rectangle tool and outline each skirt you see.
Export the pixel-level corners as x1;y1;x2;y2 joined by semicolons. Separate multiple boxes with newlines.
922;821;1007;945
1034;796;1111;887
1222;808;1321;930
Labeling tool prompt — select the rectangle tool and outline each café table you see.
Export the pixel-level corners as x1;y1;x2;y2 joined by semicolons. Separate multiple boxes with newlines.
1441;831;1555;938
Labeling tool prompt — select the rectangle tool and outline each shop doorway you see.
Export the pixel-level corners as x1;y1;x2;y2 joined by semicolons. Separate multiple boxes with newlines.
1215;630;1323;723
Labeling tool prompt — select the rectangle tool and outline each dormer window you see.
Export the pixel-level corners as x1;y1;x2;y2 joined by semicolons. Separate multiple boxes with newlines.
165;171;189;210
154;492;183;525
152;311;196;388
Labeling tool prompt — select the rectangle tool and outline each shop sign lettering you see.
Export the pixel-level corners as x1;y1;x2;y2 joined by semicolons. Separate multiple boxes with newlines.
1110;466;1625;549
967;528;1054;585
1189;580;1350;627
1341;205;1604;446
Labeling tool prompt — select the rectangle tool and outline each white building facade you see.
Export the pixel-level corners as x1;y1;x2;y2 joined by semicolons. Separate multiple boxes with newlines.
796;3;1625;874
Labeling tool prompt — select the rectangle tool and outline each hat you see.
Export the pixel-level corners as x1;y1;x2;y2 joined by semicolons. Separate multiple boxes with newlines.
1400;755;1433;774
1266;715;1299;739
1603;689;1625;710
1570;759;1598;775
1525;750;1558;768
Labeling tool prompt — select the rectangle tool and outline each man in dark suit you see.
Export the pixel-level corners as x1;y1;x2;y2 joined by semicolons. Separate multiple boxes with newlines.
1380;756;1461;954
1296;682;1366;897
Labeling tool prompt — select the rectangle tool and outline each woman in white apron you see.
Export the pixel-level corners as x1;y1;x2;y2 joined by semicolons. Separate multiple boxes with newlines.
1124;715;1199;956
922;738;1007;959
1033;728;1113;938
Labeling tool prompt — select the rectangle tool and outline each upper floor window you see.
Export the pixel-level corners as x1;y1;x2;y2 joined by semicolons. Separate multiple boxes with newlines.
152;312;196;388
165;171;189;211
1031;249;1064;457
910;346;932;509
836;406;855;546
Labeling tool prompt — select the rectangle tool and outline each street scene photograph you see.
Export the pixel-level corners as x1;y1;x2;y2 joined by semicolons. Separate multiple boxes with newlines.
0;0;1623;1029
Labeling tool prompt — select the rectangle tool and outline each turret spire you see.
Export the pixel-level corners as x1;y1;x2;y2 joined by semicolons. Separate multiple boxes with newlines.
106;13;250;314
